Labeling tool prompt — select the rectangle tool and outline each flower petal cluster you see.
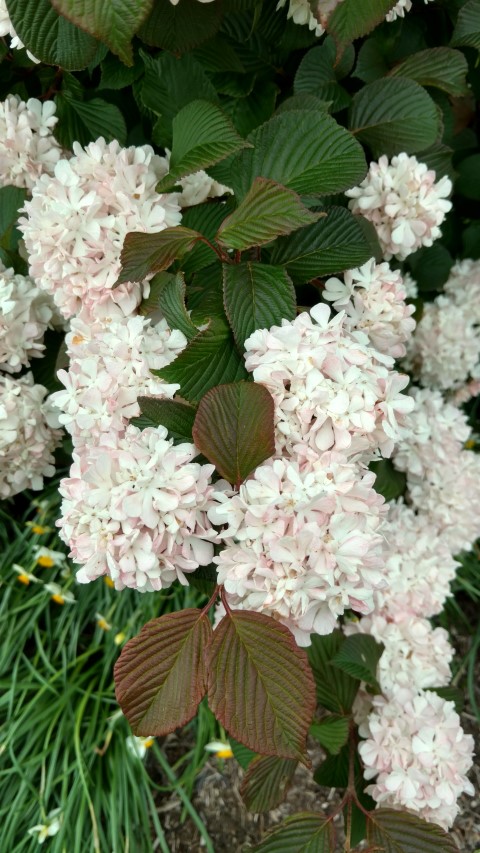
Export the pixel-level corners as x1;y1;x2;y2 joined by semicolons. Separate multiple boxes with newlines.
19;138;182;318
244;303;414;461
324;258;416;358
0;96;61;189
444;258;480;324
359;689;474;829
0;373;62;498
208;454;387;645
346;154;452;260
386;0;434;22
50;303;186;448
276;0;325;36
0;261;57;372
58;425;216;592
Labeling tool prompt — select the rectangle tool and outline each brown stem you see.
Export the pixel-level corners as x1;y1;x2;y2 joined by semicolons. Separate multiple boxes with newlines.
201;584;220;616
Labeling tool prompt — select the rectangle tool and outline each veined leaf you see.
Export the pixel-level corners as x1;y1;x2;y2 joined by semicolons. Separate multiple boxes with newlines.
388;48;469;97
180;202;232;277
250;813;335;852
217;178;321;250
136;398;196;443
349;78;440;157
5;0;99;69
208;610;316;760
325;0;398;57
330;633;384;692
138;0;222;52
240;756;298;812
308;631;360;714
156;101;248;193
114;610;212;736
294;38;352;113
192;381;275;487
54;94;127;148
366;808;459;852
451;0;480;53
156;273;198;341
117;227;202;285
229;736;257;770
50;0;153;64
310;716;349;755
0;186;27;252
223;262;296;350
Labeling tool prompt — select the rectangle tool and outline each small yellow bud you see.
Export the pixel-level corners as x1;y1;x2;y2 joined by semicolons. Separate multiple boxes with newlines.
17;573;31;586
114;632;126;645
51;593;65;605
37;556;55;568
104;576;115;589
465;439;476;449
216;748;233;759
31;524;48;535
144;738;154;749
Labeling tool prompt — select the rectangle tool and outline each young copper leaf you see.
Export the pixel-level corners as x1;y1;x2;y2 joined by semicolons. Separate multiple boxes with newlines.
116;227;202;285
366;808;459;852
240;756;298;813
192;382;275;487
310;715;349;755
137;397;196;442
114;609;212;736
330;633;384;692
207;610;316;760
50;0;153;64
156;100;248;193
308;631;360;714
157;272;198;341
216;178;321;250
223;263;296;350
250;813;335;852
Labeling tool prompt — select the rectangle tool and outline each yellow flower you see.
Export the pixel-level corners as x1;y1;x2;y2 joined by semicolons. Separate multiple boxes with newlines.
34;547;66;569
96;613;112;631
126;735;155;759
205;740;233;759
104;576;115;589
114;632;126;646
45;583;76;605
26;522;51;535
465;439;476;449
12;564;41;586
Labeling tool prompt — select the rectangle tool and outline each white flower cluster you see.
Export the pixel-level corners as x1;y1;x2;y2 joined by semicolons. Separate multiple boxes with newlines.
347;154;452;261
0;261;57;373
386;0;434;22
405;259;480;389
324;259;416;358
276;0;325;37
158;149;232;208
359;689;474;830
0;96;61;189
0;373;62;498
19;138;182;318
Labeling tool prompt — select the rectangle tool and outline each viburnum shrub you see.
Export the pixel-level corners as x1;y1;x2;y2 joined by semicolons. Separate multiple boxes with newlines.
1;0;480;850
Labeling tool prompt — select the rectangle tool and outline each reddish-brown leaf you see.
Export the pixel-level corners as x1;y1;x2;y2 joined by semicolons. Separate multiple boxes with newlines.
241;755;298;812
116;226;201;285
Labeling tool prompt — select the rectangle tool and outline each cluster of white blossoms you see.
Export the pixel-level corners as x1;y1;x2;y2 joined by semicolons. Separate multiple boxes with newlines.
209;455;387;644
0;261;57;373
359;689;474;830
0;96;61;189
347;154;452;261
386;0;434;22
323;259;416;358
405;259;480;389
58;425;216;591
19;138;182;318
276;0;326;37
0;373;62;498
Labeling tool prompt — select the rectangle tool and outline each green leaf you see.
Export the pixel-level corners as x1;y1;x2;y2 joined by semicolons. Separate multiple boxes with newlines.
29;329;65;394
451;0;480;52
156;101;248;193
330;633;384;691
157;321;248;404
326;0;397;57
250;813;335;852
54;94;127;148
192;381;275;486
217;178;321;250
5;0;99;69
223;262;296;350
114;609;212;736
137;0;222;52
207;610;316;760
456;153;480;200
229;736;257;770
430;685;464;713
180;203;231;277
275;94;331;114
349;78;440;157
418;142;454;181
407;243;453;292
99;53;143;89
117;227;202;285
50;0;153;64
188;264;226;325
136;398;196;443
294;39;352;113
309;716;349;755
138;272;173;317
188;563;218;596
370;459;406;502
270;207;373;283
313;743;350;788
366;808;460;852
0;186;27;252
223;81;279;138
240;756;298;813
230;110;367;200
354;38;389;84
308;631;360;714
388;48;469;97
155;273;198;341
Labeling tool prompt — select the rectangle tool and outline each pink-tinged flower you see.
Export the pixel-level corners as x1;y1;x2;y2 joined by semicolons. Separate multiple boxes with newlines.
346;154;452;261
19;139;182;318
208;454;387;645
0;261;59;372
0;373;62;498
444;258;480;325
244;304;414;462
453;379;480;406
157;149;232;208
324;259;416;358
0;96;60;188
345;613;453;696
359;689;474;829
57;425;216;592
50;306;186;449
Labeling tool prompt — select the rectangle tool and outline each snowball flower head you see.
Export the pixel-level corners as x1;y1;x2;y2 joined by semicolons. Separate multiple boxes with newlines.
444;257;480;325
346;154;452;260
276;0;325;36
324;258;416;358
359;689;474;829
0;96;61;188
19;138;182;318
0;261;56;372
51;303;187;449
208;453;387;645
244;303;414;462
58;425;216;592
0;373;62;498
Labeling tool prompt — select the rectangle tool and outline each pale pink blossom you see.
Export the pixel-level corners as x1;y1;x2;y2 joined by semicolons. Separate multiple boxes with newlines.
0;96;61;188
444;258;480;324
347;154;452;261
0;261;57;372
